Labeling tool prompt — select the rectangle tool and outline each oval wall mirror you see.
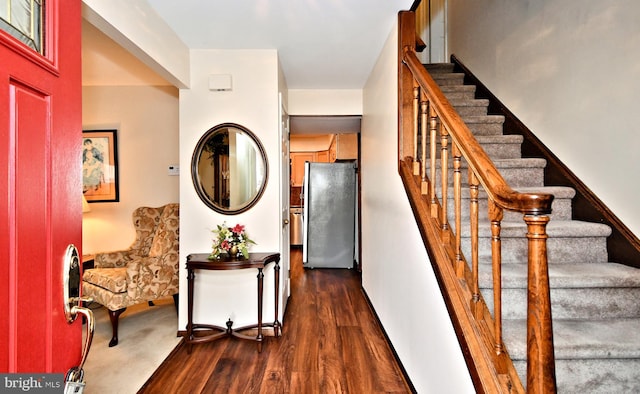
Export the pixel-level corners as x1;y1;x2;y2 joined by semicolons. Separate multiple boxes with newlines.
191;123;268;214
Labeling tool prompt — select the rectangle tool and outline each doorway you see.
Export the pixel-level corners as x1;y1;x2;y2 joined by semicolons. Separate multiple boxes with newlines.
289;115;362;271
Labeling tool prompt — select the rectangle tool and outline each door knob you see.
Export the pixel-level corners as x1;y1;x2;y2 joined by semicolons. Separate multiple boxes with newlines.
62;245;94;390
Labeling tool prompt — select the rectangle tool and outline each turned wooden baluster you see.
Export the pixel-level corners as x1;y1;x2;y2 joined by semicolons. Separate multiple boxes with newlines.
453;143;464;278
429;105;438;218
420;95;429;194
440;126;449;238
488;200;506;372
525;214;557;393
469;171;482;318
412;84;420;175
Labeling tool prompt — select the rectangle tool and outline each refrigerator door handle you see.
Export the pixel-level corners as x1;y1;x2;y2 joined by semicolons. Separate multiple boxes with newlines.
302;162;310;264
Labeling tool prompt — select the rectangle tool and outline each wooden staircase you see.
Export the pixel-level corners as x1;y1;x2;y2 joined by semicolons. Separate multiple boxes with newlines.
426;63;640;393
398;9;640;393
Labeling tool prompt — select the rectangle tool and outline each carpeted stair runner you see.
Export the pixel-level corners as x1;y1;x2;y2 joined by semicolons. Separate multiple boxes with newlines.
425;63;640;393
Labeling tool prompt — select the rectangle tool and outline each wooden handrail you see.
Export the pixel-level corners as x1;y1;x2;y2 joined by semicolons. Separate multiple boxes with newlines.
402;50;553;216
398;10;557;393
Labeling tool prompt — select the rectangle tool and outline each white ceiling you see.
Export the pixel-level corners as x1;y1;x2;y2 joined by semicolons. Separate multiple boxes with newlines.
82;1;413;133
143;0;414;89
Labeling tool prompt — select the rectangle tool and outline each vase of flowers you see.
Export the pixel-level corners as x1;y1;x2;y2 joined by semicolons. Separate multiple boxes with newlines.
209;222;255;260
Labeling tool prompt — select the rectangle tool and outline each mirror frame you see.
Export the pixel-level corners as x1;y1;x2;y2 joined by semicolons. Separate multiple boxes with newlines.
191;122;269;215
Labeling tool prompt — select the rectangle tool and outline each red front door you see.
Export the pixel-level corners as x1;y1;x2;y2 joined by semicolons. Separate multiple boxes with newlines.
0;0;83;373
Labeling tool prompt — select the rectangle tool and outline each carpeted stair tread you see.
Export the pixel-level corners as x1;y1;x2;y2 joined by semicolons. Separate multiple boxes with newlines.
460;220;612;264
480;262;640;319
475;134;523;144
448;98;489;107
439;85;475;93
429;72;465;85
448;98;489;116
425;134;524;160
480;262;640;289
429;158;546;187
510;186;575;199
461;114;505;124
461;221;611;264
445;185;575;203
503;318;640;360
443;185;575;221
460;115;506;135
429;157;547;169
439;85;477;100
531;220;612;237
424;63;455;73
476;135;523;159
493;158;548;168
460;219;613;238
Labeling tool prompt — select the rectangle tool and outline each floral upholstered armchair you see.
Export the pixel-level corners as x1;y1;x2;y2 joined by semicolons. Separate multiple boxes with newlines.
82;203;179;347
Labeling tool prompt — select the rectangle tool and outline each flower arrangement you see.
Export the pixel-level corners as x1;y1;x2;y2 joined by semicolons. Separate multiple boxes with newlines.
209;222;255;259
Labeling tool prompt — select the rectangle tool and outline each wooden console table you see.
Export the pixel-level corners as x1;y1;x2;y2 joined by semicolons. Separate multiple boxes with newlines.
184;252;281;353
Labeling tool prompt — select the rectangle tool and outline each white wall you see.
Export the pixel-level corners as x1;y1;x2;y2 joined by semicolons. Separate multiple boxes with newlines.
82;85;180;254
178;49;283;330
288;89;362;115
362;21;474;393
82;0;190;88
448;0;640;237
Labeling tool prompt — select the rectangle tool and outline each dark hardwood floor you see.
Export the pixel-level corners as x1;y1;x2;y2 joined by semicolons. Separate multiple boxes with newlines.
138;248;413;393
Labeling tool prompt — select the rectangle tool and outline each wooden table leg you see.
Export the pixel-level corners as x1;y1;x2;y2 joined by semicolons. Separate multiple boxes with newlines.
274;262;281;337
256;267;264;353
186;268;195;354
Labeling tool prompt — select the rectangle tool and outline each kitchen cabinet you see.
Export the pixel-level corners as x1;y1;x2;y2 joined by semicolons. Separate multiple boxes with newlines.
329;137;337;162
335;134;357;160
290;134;358;186
316;150;329;162
290;152;315;186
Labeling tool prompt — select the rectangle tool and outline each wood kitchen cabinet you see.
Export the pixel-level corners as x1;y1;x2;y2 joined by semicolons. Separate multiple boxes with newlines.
316;150;329;162
329;137;337;162
290;134;358;186
290;152;315;186
335;134;357;160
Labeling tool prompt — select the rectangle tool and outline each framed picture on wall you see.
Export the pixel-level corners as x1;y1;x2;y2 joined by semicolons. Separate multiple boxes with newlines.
82;129;119;202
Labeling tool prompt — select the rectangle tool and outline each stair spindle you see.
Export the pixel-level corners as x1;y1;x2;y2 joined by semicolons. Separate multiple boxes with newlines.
453;143;464;277
429;105;438;218
488;200;504;358
440;126;450;237
469;171;481;318
420;95;428;194
412;85;420;175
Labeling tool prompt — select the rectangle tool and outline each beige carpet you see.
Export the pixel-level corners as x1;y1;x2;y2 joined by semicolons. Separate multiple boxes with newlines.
82;297;182;393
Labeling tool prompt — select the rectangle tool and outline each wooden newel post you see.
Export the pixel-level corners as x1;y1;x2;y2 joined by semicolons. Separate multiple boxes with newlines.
398;11;416;165
524;214;557;393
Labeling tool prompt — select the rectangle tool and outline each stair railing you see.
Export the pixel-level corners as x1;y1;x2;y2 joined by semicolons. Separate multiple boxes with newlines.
398;11;557;393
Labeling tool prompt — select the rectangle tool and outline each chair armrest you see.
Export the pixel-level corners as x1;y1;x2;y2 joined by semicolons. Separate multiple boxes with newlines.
125;253;179;302
94;250;140;268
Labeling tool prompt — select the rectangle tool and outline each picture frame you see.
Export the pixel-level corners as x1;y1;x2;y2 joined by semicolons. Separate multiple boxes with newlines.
82;129;119;202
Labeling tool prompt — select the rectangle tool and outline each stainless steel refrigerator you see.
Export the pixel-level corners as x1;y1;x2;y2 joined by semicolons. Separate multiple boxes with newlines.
302;162;356;268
